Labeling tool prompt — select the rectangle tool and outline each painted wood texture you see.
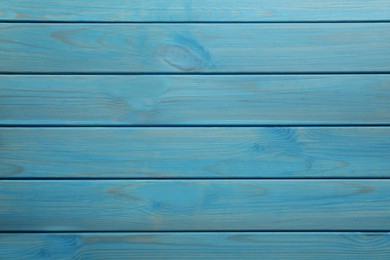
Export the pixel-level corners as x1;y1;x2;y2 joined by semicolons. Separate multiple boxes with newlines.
1;180;389;231
1;24;390;72
1;1;390;22
1;232;389;259
2;1;389;258
1;127;389;178
1;75;389;125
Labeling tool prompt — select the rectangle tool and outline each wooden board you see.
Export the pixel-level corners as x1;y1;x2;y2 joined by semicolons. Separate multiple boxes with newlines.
2;0;389;258
1;24;389;72
1;127;389;178
1;232;389;259
1;1;390;22
0;180;389;231
1;75;389;125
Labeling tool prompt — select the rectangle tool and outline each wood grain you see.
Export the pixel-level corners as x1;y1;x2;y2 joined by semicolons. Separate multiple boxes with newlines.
1;75;389;125
1;232;389;259
0;180;389;231
1;127;389;178
2;0;389;257
1;1;390;22
1;24;389;72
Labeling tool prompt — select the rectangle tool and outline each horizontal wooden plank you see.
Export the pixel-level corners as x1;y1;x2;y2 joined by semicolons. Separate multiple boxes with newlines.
1;180;389;231
1;75;389;125
1;1;390;22
1;232;389;259
1;24;389;72
1;127;389;178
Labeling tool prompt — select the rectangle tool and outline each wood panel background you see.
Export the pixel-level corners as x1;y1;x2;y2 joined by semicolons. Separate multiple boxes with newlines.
0;1;389;259
1;75;389;125
1;180;389;231
1;127;389;178
1;24;389;73
1;233;389;259
1;0;390;22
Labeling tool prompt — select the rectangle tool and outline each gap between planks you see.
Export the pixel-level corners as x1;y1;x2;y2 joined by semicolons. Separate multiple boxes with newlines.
1;231;390;233
2;177;390;181
2;21;390;24
1;72;390;75
1;125;390;127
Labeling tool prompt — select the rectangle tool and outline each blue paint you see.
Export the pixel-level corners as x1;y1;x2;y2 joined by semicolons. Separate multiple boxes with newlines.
0;1;389;259
1;180;389;231
1;1;390;21
1;233;389;259
1;127;389;178
1;24;390;72
1;75;389;125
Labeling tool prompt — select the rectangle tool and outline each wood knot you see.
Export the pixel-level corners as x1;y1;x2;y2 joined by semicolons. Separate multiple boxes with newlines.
157;35;213;72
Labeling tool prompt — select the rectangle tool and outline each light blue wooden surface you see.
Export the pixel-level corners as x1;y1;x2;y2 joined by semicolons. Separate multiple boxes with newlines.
1;127;389;178
1;0;389;258
1;75;389;125
1;232;389;259
0;180;389;231
1;0;390;22
1;24;389;72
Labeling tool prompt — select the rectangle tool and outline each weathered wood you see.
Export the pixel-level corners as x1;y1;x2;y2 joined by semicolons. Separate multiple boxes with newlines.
0;180;389;231
1;75;389;125
1;1;389;257
1;24;389;72
1;127;389;178
1;1;390;22
1;232;389;259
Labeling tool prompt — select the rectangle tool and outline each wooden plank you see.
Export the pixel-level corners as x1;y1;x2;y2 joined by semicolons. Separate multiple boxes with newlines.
1;1;390;22
1;232;389;259
0;180;389;231
1;127;389;178
1;75;389;125
1;24;389;72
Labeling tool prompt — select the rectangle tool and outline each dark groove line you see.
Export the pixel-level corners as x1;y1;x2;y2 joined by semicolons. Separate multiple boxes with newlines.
1;72;390;75
2;178;390;181
0;230;389;233
1;20;390;24
1;124;389;128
